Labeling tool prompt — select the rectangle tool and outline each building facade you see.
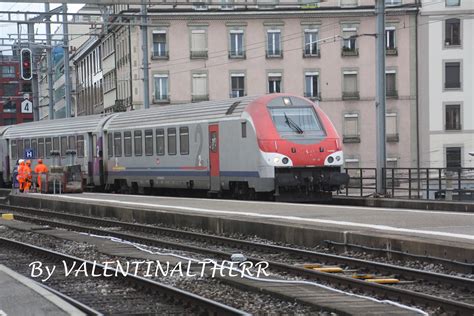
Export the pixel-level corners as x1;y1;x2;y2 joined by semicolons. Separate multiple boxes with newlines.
0;53;34;126
117;0;419;168
418;0;474;168
70;1;420;168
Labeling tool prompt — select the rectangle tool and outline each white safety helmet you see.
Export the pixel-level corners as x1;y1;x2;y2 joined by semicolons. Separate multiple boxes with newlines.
18;159;25;163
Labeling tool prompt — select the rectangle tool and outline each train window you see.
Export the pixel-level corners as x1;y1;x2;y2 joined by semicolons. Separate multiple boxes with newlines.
269;107;324;134
24;139;30;150
69;136;76;151
11;140;17;160
179;127;189;155
107;133;113;158
210;132;217;153
38;138;45;158
241;122;247;138
17;139;24;159
31;139;37;157
53;137;59;155
92;135;97;158
156;129;165;156
134;130;142;156
124;131;132;157
76;136;84;158
114;132;122;157
168;128;176;155
45;138;52;158
145;129;153;156
61;136;67;157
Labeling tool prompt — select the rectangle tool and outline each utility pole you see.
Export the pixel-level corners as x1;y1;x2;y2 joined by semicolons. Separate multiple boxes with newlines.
375;0;386;195
62;3;72;118
45;2;54;120
27;22;40;121
141;0;150;109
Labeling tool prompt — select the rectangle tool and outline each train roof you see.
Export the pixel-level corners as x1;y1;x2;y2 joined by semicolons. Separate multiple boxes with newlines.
2;114;115;139
104;95;259;131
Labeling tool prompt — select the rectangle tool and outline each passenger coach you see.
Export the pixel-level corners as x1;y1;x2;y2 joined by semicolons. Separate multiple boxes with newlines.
0;94;349;200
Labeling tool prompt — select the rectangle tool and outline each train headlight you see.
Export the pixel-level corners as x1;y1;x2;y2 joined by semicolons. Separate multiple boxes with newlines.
327;156;334;164
273;157;280;164
282;157;289;164
336;156;341;161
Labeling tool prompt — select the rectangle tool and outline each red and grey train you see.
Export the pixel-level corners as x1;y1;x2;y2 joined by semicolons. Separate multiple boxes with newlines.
0;94;349;200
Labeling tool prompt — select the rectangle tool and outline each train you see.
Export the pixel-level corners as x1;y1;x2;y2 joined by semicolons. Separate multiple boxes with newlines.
0;94;349;200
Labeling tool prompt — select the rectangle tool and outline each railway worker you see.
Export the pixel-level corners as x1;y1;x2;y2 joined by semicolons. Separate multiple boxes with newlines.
17;159;26;193
24;160;33;192
34;159;48;193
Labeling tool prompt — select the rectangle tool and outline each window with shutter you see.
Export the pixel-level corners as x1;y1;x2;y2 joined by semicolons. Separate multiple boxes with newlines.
343;72;359;99
445;62;461;89
191;30;207;58
192;73;208;102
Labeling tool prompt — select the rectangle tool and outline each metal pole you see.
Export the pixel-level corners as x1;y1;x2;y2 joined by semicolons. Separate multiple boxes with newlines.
62;3;72;118
45;2;54;120
141;0;150;109
27;22;40;121
375;0;386;195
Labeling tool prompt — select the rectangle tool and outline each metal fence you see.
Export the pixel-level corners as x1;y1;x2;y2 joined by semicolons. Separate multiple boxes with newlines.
339;168;474;201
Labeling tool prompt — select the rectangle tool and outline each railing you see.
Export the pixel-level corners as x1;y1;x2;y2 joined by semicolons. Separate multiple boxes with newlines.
339;167;474;201
190;50;208;59
228;51;246;59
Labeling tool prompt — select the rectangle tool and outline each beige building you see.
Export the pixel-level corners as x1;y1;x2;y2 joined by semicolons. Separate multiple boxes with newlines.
118;0;419;168
72;1;419;168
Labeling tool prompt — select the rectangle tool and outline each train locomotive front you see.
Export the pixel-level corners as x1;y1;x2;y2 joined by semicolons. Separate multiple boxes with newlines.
245;94;349;200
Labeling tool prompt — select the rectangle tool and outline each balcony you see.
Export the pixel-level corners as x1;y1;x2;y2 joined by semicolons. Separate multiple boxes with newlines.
303;49;320;58
342;91;360;100
386;133;399;143
304;92;321;101
386;89;398;99
192;94;209;102
190;50;208;59
228;51;246;59
341;47;359;57
266;49;283;59
343;135;360;143
151;51;169;60
386;48;398;56
154;96;170;104
230;91;246;98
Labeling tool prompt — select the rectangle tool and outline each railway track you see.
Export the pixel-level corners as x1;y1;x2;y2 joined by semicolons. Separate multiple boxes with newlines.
2;204;474;315
0;236;247;316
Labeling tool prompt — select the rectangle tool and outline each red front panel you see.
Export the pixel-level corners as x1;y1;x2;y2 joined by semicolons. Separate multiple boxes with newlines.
208;124;219;177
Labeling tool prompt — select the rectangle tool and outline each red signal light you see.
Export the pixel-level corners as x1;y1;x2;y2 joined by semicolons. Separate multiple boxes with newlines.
20;48;33;80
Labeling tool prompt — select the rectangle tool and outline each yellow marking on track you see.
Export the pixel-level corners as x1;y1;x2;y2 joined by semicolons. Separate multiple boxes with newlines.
1;214;14;220
352;274;375;279
303;264;322;269
366;278;400;284
313;267;343;273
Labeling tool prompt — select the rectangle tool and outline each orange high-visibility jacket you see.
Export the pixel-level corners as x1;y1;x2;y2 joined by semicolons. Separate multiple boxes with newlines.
34;163;49;174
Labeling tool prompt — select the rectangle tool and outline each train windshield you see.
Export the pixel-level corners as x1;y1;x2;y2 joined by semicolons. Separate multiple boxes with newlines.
269;107;324;135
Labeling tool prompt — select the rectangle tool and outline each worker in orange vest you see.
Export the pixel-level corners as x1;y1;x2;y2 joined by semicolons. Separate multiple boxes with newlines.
24;160;33;192
17;159;25;192
34;159;49;193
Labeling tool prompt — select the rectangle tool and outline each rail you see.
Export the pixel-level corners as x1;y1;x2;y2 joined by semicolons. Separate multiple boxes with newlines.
341;167;474;200
4;206;474;315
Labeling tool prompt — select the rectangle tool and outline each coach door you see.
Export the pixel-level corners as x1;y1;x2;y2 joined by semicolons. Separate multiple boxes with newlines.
208;124;220;192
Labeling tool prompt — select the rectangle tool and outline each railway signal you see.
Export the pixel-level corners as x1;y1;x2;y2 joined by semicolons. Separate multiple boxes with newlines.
20;48;33;80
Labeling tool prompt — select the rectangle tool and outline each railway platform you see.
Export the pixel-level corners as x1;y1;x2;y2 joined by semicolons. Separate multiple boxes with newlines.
6;192;474;264
0;264;86;316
